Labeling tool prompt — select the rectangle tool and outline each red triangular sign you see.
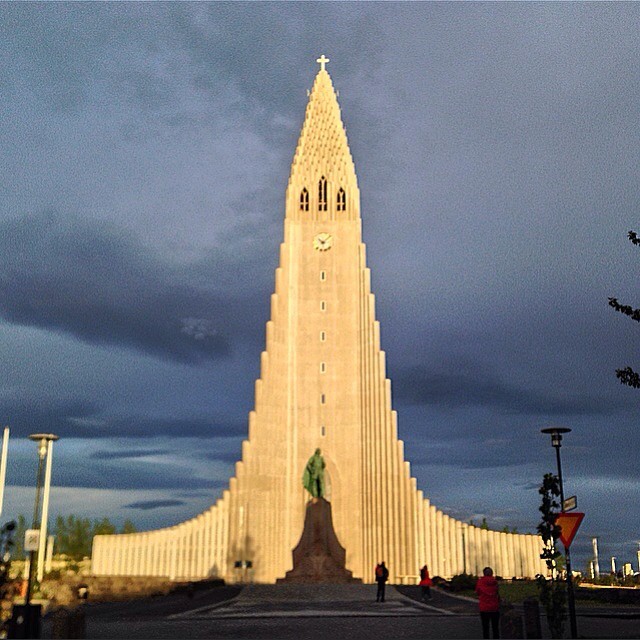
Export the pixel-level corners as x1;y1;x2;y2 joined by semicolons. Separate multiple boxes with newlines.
555;512;585;548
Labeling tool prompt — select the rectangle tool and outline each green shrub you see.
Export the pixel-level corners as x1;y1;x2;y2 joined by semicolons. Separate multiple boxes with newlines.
449;573;478;592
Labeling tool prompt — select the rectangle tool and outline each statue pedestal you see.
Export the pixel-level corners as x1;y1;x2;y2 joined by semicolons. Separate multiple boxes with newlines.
277;498;361;583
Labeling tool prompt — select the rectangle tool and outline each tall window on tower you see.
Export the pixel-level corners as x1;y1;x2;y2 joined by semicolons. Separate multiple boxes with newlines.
337;187;346;212
300;188;309;211
318;176;327;211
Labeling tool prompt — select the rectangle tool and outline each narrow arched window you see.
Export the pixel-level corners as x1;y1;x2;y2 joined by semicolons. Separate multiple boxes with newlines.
300;188;309;211
337;187;346;212
318;177;327;212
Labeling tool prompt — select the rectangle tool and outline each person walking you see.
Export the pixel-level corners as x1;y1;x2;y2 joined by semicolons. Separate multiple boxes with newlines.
419;564;433;601
475;566;500;639
375;561;389;602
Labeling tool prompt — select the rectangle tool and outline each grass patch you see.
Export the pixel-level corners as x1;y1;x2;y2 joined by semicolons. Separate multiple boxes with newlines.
454;581;539;603
498;581;540;603
457;581;640;608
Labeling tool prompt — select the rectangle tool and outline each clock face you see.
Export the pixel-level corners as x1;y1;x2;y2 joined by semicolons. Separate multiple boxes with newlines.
313;232;333;251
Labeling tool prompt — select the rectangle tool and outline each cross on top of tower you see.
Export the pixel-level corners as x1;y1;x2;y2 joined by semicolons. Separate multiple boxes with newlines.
316;54;330;71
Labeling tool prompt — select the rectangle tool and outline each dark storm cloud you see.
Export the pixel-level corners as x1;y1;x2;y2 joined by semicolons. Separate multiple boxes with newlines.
1;393;246;439
0;212;257;364
7;449;220;491
0;396;100;438
1;2;380;147
199;450;243;463
54;467;216;492
168;3;383;123
123;499;186;511
98;416;246;440
408;436;539;470
90;449;172;460
395;365;621;416
518;481;542;491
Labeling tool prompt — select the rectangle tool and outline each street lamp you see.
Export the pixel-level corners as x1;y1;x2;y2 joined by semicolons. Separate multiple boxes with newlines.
540;427;577;639
25;434;58;609
36;435;57;583
0;427;9;517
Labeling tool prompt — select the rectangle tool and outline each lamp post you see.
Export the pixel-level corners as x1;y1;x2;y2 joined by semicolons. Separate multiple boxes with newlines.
541;427;577;639
0;427;9;517
36;437;56;583
25;433;58;609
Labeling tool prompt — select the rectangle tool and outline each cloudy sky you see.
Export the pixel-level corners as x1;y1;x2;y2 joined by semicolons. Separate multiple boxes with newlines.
1;3;639;571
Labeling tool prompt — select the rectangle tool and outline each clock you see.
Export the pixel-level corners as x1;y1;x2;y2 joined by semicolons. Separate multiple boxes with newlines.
313;232;333;251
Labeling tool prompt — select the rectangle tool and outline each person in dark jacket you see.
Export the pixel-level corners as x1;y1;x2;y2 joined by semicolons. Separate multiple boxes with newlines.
375;561;389;602
475;567;500;638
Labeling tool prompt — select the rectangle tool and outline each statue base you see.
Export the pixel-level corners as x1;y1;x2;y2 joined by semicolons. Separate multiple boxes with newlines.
277;497;361;583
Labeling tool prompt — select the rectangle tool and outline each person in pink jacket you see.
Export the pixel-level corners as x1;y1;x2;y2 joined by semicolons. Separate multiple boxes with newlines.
475;566;500;638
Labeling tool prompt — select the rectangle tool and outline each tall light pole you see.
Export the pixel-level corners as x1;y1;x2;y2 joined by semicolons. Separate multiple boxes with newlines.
541;427;577;640
0;427;9;517
37;437;56;582
25;433;58;609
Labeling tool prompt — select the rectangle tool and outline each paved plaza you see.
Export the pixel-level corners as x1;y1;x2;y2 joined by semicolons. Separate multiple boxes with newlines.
168;584;457;619
40;584;640;639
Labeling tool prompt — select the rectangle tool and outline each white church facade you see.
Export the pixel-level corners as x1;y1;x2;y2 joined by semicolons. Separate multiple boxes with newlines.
92;58;546;584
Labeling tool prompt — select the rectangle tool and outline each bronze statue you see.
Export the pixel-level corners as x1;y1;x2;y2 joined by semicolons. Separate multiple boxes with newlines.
302;448;326;499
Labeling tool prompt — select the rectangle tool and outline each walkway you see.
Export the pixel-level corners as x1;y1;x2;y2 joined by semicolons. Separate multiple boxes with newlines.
169;584;454;619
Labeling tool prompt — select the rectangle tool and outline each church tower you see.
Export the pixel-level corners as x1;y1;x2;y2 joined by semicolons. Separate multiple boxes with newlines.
226;54;419;582
92;58;546;584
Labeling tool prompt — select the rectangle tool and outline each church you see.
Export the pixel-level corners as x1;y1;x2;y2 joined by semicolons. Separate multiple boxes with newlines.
92;57;545;584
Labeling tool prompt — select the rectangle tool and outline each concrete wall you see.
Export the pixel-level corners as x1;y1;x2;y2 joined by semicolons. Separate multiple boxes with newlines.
92;488;546;582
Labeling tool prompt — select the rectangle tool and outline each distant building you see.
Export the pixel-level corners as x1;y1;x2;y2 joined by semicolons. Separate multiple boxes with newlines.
92;58;546;583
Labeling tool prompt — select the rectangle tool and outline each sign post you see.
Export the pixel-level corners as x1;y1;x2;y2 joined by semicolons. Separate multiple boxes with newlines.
24;529;40;552
555;512;584;548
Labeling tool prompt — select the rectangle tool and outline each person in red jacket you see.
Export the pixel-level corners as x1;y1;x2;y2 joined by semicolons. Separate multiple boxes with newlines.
475;566;500;639
419;564;433;601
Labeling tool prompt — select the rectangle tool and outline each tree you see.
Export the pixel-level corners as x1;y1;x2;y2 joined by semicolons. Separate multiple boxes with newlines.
501;526;519;534
54;515;93;559
536;473;566;639
54;515;122;558
2;514;118;560
608;230;640;388
92;518;117;536
121;520;137;534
